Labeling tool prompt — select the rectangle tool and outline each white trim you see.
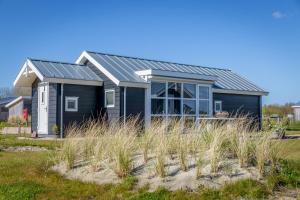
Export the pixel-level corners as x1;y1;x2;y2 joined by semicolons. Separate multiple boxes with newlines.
104;89;115;108
44;77;102;86
5;96;31;108
148;76;215;85
292;106;300;108
212;88;268;96
214;100;222;113
65;97;79;112
135;69;218;82
14;59;44;86
76;51;120;85
37;83;49;135
118;81;149;88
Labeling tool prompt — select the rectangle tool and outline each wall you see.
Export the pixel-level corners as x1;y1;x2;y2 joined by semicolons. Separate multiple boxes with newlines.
57;84;101;132
0;105;8;121
85;61;121;122
31;78;40;133
294;107;300;121
8;101;23;118
120;87;145;122
213;93;261;127
48;83;58;135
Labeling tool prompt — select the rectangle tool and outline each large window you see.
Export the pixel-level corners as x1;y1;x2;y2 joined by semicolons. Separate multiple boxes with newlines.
150;81;211;121
199;86;210;116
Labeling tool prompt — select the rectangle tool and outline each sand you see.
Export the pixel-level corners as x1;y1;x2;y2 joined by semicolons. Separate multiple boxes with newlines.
52;153;261;191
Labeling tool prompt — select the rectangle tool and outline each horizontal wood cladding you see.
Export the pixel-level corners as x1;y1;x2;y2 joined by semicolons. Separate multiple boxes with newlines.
120;87;145;120
85;61;120;122
31;78;40;133
57;84;101;130
213;93;260;117
213;93;261;128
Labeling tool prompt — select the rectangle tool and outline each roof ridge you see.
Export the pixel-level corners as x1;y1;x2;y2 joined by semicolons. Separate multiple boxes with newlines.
28;57;86;66
85;50;231;71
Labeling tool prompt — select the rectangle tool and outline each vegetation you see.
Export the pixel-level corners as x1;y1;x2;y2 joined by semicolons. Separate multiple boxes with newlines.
0;130;299;199
263;103;294;118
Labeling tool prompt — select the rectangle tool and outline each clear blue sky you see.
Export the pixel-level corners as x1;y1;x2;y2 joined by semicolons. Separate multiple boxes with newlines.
0;0;299;104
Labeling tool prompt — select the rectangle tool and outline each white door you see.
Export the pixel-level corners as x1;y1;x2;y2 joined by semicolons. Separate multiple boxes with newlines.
38;84;48;134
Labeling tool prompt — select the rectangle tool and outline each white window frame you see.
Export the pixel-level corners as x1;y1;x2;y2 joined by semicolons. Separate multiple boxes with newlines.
65;96;79;112
105;89;115;108
214;100;222;113
150;80;212;122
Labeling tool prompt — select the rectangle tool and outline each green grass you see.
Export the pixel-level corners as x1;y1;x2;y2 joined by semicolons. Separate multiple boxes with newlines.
0;135;299;199
0;135;61;150
287;121;300;131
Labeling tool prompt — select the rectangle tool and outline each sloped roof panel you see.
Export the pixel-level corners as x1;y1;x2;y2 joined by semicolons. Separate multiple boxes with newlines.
86;51;267;93
30;59;102;82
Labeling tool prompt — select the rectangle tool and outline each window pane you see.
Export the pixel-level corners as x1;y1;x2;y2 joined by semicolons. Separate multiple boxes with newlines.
168;82;181;98
215;102;221;112
106;91;114;106
199;86;209;99
183;100;196;114
199;100;209;116
68;100;76;109
168;99;181;114
151;99;165;114
183;83;196;98
151;82;166;97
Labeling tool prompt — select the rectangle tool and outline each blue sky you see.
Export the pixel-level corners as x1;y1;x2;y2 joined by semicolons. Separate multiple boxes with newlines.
0;0;299;104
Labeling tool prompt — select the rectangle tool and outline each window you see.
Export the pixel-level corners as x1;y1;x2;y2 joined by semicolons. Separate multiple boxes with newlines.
150;81;211;122
65;97;78;112
215;101;222;113
105;89;115;108
199;85;210;116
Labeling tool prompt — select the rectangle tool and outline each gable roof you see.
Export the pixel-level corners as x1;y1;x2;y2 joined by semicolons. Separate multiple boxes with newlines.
5;96;31;108
14;58;103;87
0;97;16;106
77;51;268;95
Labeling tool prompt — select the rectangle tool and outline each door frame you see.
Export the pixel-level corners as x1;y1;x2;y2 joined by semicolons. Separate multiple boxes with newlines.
37;82;49;135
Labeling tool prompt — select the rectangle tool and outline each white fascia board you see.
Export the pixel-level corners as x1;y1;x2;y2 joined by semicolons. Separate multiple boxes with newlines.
14;59;44;86
44;78;103;86
212;88;269;96
149;76;215;85
135;69;218;82
5;96;31;108
118;81;149;88
76;51;120;86
292;106;300;108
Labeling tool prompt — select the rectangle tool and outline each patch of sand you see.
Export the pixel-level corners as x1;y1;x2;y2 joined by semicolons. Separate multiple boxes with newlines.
52;153;261;191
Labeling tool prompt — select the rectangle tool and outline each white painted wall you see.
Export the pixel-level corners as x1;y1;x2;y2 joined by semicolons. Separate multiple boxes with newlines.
294;107;300;121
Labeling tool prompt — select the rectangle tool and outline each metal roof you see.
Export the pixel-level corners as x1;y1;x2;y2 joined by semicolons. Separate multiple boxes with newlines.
85;51;267;93
29;58;102;82
0;97;16;106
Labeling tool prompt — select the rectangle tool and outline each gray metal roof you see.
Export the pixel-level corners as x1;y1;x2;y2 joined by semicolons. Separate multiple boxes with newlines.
0;97;16;106
86;51;267;93
29;58;102;82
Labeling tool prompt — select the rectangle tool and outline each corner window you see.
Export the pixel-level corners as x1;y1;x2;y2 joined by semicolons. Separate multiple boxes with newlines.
199;85;210;116
65;97;78;112
215;101;222;113
105;89;115;108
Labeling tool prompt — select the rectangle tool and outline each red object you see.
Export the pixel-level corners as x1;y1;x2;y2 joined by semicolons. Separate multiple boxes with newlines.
23;109;28;121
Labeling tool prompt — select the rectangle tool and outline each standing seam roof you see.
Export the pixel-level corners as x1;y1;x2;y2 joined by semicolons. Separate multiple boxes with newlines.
86;51;267;93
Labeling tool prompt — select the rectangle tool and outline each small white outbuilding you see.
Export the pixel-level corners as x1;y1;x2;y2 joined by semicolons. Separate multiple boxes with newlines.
292;104;300;121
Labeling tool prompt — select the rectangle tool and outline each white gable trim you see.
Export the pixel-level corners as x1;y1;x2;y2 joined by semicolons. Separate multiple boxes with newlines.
76;51;120;86
14;59;45;86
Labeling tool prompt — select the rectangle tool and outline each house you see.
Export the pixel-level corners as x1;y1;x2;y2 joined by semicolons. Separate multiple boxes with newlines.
13;51;268;137
292;103;300;121
5;96;32;121
0;97;16;121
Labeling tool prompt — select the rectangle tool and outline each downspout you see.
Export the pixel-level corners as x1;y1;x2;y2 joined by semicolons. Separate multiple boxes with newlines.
124;87;127;124
60;84;64;138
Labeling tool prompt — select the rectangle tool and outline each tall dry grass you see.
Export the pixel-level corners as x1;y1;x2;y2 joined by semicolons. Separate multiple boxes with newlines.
56;116;279;180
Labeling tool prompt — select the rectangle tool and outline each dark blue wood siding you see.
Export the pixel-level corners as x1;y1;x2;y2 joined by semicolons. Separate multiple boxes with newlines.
31;78;40;133
213;93;261;128
48;83;58;135
85;61;121;122
57;84;101;131
120;87;145;121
